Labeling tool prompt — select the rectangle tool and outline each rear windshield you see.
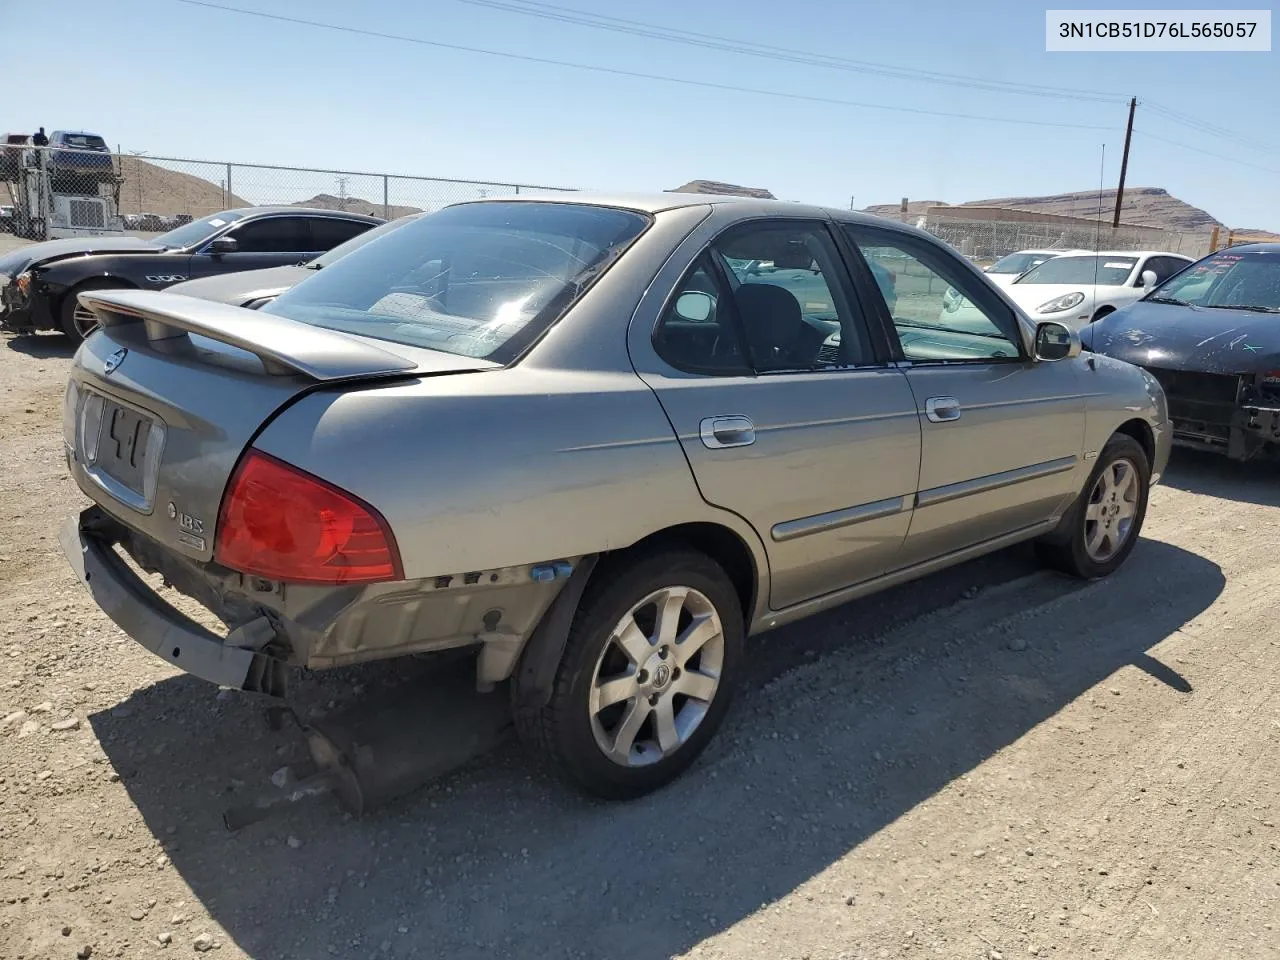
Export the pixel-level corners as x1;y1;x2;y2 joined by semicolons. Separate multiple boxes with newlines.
1153;249;1280;311
988;251;1057;275
1016;255;1137;286
62;134;107;150
263;201;651;362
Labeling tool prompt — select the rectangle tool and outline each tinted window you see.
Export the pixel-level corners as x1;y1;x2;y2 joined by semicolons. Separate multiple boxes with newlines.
1154;249;1280;311
229;217;314;253
1144;256;1190;284
263;201;650;362
845;225;1022;363
1017;256;1136;286
309;217;375;251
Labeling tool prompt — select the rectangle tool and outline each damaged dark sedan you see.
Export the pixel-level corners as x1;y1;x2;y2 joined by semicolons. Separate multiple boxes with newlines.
0;207;382;343
1083;243;1280;461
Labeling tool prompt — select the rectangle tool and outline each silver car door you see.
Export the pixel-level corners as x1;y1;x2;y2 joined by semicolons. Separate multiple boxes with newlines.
628;216;921;611
841;223;1088;566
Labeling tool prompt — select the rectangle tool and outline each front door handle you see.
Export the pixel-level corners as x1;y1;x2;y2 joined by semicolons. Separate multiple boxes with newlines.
700;416;756;449
925;396;961;423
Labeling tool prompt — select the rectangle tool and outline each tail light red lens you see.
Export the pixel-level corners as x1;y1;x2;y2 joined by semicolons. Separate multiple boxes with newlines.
215;450;402;585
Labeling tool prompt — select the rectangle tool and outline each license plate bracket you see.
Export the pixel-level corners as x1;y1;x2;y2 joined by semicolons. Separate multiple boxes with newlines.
79;391;166;513
97;401;152;493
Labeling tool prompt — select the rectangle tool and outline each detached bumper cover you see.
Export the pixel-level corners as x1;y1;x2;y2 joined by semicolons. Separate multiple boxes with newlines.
60;512;282;692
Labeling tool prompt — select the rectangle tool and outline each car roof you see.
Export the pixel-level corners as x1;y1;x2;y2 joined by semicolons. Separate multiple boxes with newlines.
442;191;936;229
217;206;384;223
1049;250;1190;258
1214;242;1280;253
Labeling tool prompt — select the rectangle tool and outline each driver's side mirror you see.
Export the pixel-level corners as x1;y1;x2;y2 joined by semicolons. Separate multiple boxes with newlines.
1033;320;1081;362
675;291;714;322
1140;269;1158;289
208;236;238;255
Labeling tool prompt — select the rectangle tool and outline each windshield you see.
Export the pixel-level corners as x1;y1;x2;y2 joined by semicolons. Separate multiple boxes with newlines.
1016;255;1136;286
62;134;107;150
1151;249;1280;310
263;201;651;362
154;211;245;248
308;214;422;268
988;251;1057;275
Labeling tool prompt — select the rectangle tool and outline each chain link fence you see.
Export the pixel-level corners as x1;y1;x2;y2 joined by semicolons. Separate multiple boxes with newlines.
911;214;1213;264
1;143;576;240
0;140;1226;260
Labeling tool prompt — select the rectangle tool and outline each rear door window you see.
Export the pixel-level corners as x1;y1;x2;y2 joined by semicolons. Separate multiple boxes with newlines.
228;217;314;253
309;218;374;251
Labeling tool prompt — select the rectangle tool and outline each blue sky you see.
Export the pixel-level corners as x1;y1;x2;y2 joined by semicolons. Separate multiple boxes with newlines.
14;0;1280;228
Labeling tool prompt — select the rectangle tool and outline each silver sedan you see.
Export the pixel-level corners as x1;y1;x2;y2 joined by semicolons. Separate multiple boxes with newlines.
59;193;1170;799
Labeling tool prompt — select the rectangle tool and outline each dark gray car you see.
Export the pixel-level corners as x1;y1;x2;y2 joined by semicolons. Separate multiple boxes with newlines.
59;193;1170;800
166;213;424;308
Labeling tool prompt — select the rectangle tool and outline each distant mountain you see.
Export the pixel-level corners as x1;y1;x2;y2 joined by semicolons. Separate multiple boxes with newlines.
115;156;247;218
863;187;1245;235
294;193;421;220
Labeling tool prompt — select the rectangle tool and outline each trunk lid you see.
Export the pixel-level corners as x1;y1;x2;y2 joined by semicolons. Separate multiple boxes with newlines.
66;290;495;563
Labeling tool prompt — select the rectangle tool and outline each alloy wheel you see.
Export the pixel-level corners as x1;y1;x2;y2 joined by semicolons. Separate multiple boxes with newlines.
588;586;725;767
71;301;100;339
1083;457;1140;562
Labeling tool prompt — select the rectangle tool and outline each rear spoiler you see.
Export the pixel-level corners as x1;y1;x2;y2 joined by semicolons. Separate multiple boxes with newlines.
78;289;420;382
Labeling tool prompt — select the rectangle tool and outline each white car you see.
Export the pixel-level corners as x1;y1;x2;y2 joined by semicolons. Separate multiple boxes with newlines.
981;248;1089;288
1001;250;1194;328
942;250;1193;332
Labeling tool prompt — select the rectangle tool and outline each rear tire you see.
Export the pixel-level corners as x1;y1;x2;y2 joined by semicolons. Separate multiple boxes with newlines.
516;548;744;800
60;280;131;343
1036;433;1149;579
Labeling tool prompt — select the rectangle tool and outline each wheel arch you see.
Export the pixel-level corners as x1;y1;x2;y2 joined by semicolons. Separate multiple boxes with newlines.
604;521;760;623
54;273;138;319
511;518;766;710
1114;417;1155;466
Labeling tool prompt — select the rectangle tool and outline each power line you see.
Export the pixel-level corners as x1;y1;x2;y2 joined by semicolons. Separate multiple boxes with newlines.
461;0;1275;153
1133;129;1280;174
172;0;1117;131
1142;101;1276;153
455;0;1126;104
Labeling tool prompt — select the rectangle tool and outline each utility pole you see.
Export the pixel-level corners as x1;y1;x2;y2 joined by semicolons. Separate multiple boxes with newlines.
129;151;147;215
1112;96;1136;229
849;195;855;211
336;176;349;210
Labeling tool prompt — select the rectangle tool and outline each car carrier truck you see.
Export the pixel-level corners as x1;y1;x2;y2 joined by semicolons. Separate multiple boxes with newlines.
2;147;124;241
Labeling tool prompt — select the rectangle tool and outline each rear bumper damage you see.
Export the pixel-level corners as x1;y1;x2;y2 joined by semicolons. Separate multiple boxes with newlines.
60;512;284;693
60;506;579;697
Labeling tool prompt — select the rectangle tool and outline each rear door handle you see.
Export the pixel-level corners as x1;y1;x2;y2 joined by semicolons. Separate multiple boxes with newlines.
700;416;756;449
924;396;961;423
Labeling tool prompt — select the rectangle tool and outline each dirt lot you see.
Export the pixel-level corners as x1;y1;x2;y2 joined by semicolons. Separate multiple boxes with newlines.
0;328;1277;960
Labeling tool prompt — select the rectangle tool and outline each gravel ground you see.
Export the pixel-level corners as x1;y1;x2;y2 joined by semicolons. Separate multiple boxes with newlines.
1;330;1278;960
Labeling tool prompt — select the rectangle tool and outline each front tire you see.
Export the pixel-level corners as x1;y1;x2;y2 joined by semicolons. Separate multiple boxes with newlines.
517;548;744;800
60;280;131;343
1036;433;1149;579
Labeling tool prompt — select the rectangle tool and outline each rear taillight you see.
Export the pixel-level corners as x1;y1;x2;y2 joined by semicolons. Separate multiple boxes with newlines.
215;450;402;585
